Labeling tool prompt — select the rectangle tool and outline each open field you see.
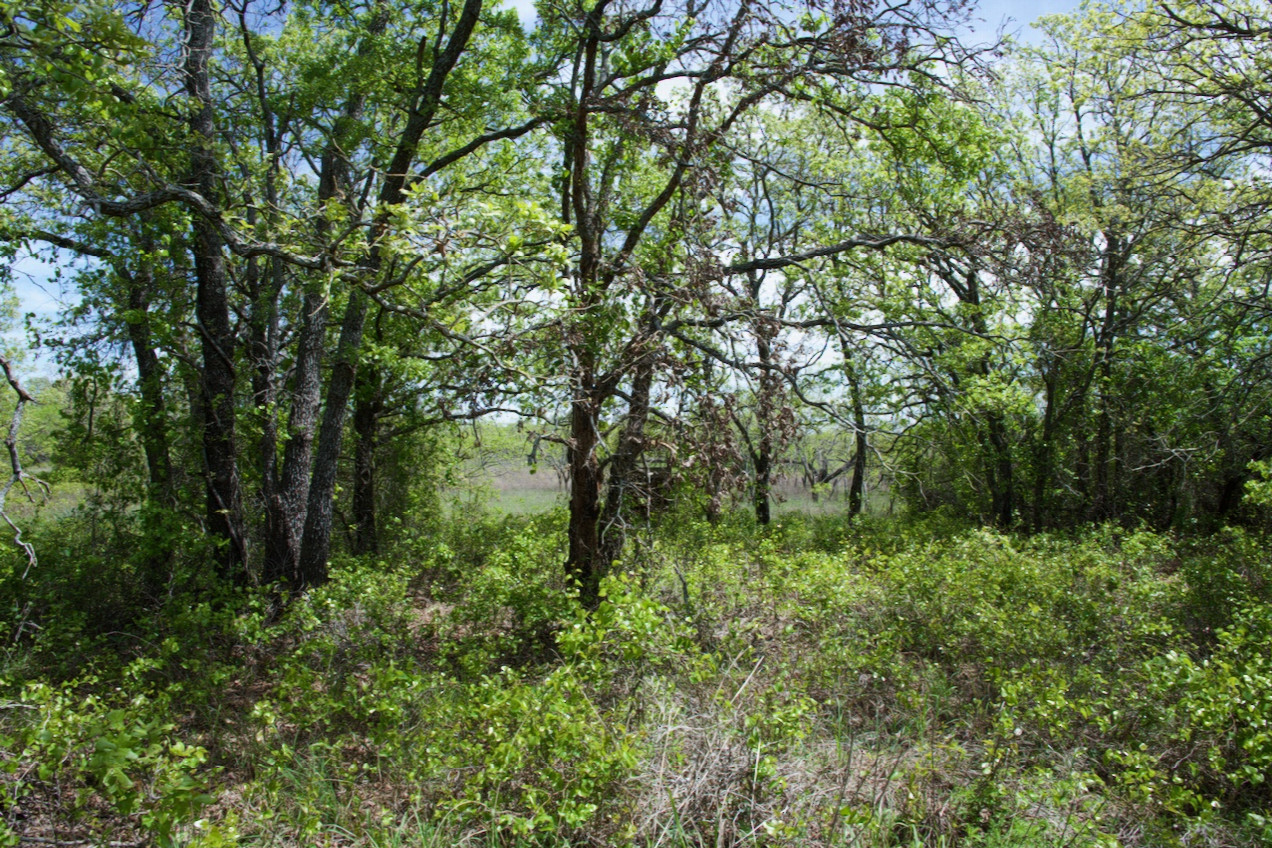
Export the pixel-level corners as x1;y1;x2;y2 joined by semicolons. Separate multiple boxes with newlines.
460;462;892;518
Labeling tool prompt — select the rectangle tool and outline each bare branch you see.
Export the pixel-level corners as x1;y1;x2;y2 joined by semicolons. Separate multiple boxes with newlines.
0;355;47;594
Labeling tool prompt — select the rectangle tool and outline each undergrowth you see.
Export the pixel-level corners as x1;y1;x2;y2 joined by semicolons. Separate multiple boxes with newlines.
2;511;1271;846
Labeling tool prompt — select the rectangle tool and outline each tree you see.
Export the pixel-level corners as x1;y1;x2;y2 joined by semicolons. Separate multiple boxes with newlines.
528;0;979;605
1;0;264;578
1002;7;1245;527
1124;0;1272;521
2;0;539;595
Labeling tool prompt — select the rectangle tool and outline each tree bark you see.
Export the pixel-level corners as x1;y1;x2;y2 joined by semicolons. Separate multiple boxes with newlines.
566;356;604;609
259;2;390;587
122;259;178;596
352;363;383;556
245;252;283;579
598;354;655;569
1031;372;1057;532
266;286;326;586
847;368;867;520
185;0;247;580
298;288;367;586
1090;235;1122;523
753;326;776;526
124;264;172;498
960;264;1013;527
295;0;484;588
986;413;1014;527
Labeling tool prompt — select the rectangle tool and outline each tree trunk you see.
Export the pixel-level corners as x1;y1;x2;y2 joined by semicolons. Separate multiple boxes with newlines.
848;375;867;519
192;224;247;580
295;0;484;589
123;260;177;596
124;265;172;498
598;355;654;568
1091;377;1114;522
185;0;247;581
259;3;389;587
986;413;1014;527
836;339;869;520
960;268;1014;528
566;357;604;609
242;43;288;585
754;448;772;525
257;287;325;586
1090;235;1122;523
246;253;283;579
1031;372;1057;532
352;364;383;556
753;319;778;525
298;288;367;586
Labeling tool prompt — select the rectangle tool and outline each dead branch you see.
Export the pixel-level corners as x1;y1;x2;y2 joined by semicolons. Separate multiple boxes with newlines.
0;355;48;587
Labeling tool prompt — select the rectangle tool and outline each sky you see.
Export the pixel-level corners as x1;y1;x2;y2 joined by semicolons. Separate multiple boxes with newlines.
972;0;1087;43
10;256;70;316
7;0;1085;375
501;0;1088;38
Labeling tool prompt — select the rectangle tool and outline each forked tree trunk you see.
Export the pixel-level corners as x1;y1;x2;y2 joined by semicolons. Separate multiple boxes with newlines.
298;288;367;586
296;0;484;588
261;4;388;588
265;286;326;586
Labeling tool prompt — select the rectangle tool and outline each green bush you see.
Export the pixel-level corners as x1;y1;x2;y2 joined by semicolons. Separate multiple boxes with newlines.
9;508;1272;846
439;665;640;839
436;515;574;677
0;679;214;846
1154;601;1272;809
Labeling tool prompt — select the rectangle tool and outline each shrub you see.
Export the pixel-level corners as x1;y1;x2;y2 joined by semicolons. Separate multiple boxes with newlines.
0;679;214;846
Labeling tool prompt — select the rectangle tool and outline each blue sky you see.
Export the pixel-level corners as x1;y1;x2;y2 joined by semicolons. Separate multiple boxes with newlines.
11;254;70;316
502;0;1087;37
973;0;1087;42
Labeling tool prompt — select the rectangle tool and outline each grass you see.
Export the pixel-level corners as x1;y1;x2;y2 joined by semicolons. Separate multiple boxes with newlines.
451;449;894;519
458;481;887;519
489;487;566;514
4;476;88;522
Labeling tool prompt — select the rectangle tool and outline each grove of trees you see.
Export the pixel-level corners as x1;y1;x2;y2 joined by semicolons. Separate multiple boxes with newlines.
5;1;1272;844
8;0;1270;604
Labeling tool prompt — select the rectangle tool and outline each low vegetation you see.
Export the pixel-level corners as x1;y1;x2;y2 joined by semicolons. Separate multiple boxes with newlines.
3;506;1270;846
